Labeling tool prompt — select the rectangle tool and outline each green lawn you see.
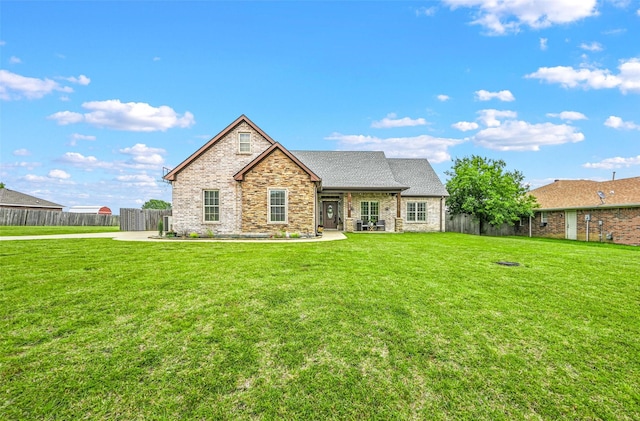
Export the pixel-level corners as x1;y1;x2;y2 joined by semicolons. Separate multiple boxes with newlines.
0;225;119;236
1;233;638;420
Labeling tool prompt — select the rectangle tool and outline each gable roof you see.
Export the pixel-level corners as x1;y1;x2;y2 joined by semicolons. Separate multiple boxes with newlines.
234;143;320;182
530;176;640;210
291;151;408;191
0;188;64;209
387;158;449;197
164;115;276;181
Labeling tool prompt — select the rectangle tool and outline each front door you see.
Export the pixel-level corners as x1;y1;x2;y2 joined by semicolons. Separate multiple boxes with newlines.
323;201;338;229
565;210;577;240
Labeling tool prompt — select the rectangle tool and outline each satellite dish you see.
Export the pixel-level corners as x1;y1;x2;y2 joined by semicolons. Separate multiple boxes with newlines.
597;191;605;204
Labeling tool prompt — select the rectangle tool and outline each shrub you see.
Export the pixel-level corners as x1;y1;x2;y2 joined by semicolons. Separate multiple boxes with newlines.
157;219;163;237
189;232;199;238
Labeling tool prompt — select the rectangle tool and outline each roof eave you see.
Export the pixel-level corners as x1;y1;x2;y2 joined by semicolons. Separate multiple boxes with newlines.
164;114;276;181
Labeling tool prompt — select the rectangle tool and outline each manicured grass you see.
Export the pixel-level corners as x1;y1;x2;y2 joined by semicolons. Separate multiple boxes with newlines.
1;233;638;419
0;225;119;236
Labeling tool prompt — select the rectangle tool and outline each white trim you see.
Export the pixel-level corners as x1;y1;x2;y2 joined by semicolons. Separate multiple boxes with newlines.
267;188;288;224
202;189;220;223
406;201;427;222
238;132;251;154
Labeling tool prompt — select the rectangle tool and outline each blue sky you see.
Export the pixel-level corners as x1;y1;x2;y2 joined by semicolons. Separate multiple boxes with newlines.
1;0;639;212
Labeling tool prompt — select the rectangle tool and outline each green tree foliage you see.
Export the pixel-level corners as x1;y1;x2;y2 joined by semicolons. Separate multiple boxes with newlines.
0;182;6;189
445;156;537;233
142;199;171;210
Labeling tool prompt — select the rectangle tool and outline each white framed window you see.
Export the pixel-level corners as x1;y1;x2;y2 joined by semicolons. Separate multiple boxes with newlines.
268;189;287;223
361;201;379;224
407;202;427;222
541;211;548;224
238;132;251;153
203;190;220;222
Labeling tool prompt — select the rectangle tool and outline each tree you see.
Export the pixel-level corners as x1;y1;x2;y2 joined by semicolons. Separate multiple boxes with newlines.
0;182;5;189
142;199;171;210
445;155;537;234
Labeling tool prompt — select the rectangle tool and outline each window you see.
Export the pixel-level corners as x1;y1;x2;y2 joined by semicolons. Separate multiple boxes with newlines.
361;201;379;224
407;202;427;222
269;189;287;223
541;212;548;224
238;132;251;153
203;190;219;222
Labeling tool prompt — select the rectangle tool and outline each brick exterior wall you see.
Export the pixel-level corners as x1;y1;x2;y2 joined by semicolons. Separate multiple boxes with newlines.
170;122;273;235
239;148;317;236
400;196;445;232
351;193;396;231
517;208;640;246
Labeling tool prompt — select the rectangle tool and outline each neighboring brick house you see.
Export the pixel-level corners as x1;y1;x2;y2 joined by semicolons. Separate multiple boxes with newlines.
163;115;449;237
0;188;64;211
518;177;640;246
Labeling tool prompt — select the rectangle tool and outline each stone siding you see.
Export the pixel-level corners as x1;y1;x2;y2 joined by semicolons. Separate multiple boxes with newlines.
401;197;445;232
240;149;317;236
170;122;272;235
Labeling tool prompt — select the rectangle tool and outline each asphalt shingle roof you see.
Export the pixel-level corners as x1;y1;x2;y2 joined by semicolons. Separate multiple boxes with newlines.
0;188;64;209
387;158;449;197
291;151;448;196
292;151;407;190
529;177;640;209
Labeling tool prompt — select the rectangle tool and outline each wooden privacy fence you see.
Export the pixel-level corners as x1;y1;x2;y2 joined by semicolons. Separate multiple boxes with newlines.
445;213;518;236
119;208;172;231
0;208;119;226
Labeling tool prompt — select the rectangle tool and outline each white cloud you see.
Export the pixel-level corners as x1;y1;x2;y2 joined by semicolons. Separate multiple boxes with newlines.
416;6;437;17
9;56;21;64
452;121;479;131
69;133;96;146
153;57;161;61
475;89;515;101
115;173;158;187
540;38;548;51
325;132;461;163
437;94;450;102
62;75;91;85
13;148;31;156
604;116;640;130
441;0;598;35
579;42;603;51
476;109;518;127
546;111;588;121
0;70;73;100
637;8;640;16
526;58;640;94
0;40;6;46
119;143;166;165
49;100;195;132
23;174;49;182
371;113;427;129
48;169;71;179
472;120;585;151
583;155;640;169
48;111;84;125
58;152;103;168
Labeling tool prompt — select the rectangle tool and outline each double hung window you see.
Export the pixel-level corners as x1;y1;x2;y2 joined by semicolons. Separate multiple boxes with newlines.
407;202;427;222
269;189;287;223
238;132;251;153
203;190;219;222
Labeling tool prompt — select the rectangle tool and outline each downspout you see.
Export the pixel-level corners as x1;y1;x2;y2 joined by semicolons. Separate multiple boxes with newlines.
529;215;532;238
440;196;444;232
